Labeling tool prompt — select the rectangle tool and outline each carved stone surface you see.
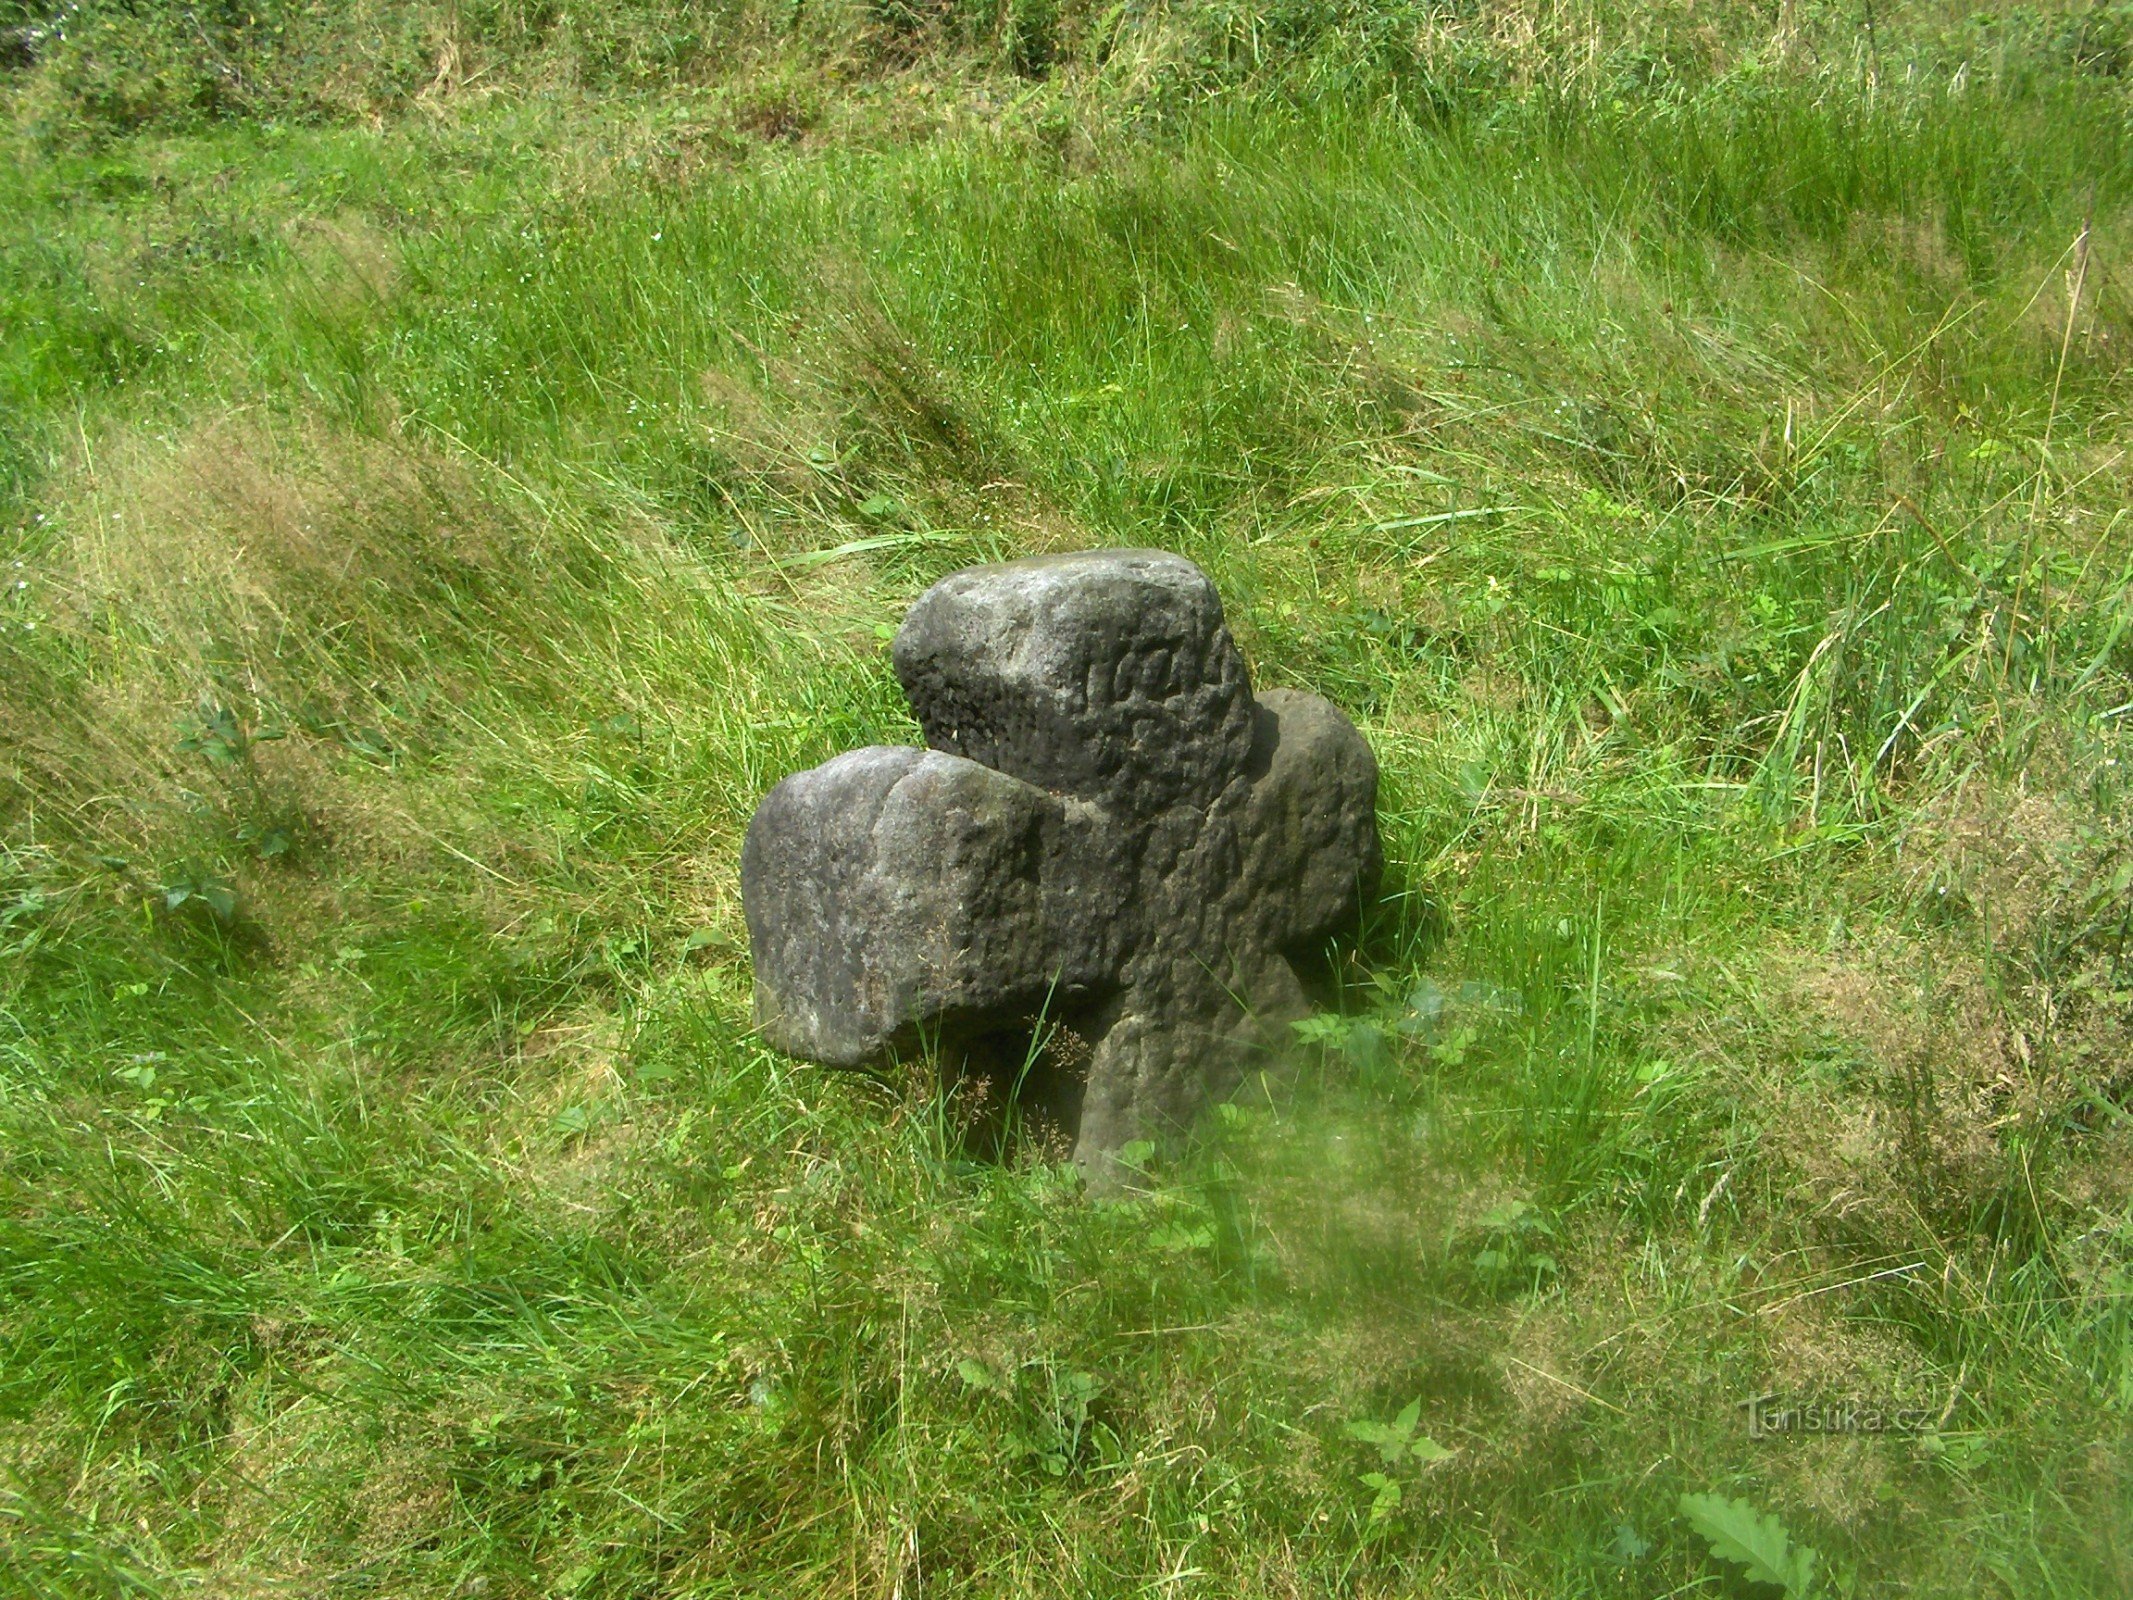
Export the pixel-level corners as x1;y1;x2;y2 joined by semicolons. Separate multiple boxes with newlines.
740;548;1381;1178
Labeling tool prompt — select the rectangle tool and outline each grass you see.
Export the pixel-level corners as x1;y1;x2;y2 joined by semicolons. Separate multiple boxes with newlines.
3;2;2133;1594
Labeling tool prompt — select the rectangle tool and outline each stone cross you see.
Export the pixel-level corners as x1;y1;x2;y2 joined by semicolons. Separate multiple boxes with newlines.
741;549;1381;1178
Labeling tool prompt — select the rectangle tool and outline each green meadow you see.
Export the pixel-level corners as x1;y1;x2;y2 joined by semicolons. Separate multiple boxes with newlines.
3;2;2131;1592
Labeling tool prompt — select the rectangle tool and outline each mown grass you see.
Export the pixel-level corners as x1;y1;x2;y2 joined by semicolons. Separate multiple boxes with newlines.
4;4;2133;1595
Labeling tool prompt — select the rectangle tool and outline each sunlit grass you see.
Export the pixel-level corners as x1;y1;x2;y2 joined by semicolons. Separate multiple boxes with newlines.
4;14;2133;1595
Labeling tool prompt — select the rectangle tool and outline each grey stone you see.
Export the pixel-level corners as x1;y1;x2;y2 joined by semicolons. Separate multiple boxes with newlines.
892;549;1255;815
742;746;1122;1065
1241;688;1385;955
741;548;1381;1178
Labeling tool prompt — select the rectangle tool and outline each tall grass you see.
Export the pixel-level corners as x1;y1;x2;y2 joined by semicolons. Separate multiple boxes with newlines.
3;9;2132;1596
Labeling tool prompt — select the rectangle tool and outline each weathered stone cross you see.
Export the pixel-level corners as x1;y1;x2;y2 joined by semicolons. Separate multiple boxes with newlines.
741;548;1381;1177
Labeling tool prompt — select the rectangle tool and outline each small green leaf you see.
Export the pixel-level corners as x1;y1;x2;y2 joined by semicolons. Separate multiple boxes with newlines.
1608;1521;1651;1563
1921;1432;1990;1469
552;1105;592;1137
1289;1012;1350;1044
1358;1471;1402;1522
1679;1492;1819;1597
1430;1024;1477;1065
177;702;248;765
343;726;393;761
1149;1222;1215;1252
1345;1399;1440;1466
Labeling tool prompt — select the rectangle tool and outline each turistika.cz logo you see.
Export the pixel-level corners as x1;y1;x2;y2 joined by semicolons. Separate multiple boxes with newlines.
1738;1394;1936;1439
